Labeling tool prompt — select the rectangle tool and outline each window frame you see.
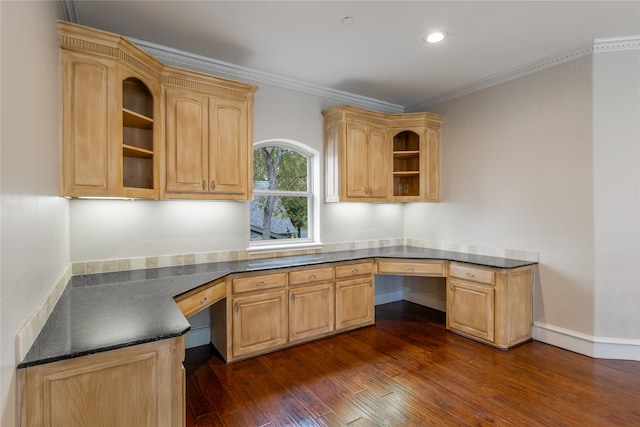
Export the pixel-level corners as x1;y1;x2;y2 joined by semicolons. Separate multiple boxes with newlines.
249;139;322;253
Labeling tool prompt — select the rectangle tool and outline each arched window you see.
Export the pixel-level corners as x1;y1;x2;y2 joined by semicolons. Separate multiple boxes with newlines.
250;139;321;251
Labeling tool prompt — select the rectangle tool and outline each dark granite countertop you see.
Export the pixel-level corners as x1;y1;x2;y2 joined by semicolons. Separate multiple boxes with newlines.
18;246;536;368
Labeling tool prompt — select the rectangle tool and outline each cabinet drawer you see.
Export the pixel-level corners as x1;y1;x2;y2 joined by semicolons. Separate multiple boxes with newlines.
232;272;286;294
289;266;333;286
377;259;445;276
449;262;495;285
335;261;373;279
175;279;226;317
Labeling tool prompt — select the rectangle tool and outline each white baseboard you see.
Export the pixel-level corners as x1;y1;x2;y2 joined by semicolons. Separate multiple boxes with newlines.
404;289;446;312
533;322;640;361
375;288;404;305
185;325;211;349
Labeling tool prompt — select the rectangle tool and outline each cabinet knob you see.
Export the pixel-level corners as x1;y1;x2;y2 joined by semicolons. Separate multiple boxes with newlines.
201;296;209;304
202;180;207;190
465;272;475;277
352;268;359;274
309;274;317;280
234;302;239;312
210;180;216;191
291;293;296;302
406;266;414;272
256;281;266;287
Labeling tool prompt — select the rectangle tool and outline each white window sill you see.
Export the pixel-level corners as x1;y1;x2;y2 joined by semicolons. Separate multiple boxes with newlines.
248;241;324;255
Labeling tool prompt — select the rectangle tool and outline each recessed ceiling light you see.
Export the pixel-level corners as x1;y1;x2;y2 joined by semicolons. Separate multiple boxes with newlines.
425;31;447;44
342;16;356;25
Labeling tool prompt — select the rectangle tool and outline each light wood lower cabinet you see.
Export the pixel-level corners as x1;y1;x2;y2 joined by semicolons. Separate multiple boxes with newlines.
446;262;534;349
210;261;375;362
19;337;185;427
232;290;288;358
335;277;374;331
289;282;335;343
447;278;495;342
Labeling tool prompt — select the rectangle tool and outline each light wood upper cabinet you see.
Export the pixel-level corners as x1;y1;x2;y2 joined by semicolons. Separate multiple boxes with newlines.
162;66;256;200
323;105;442;203
58;22;256;200
59;22;163;199
344;121;389;200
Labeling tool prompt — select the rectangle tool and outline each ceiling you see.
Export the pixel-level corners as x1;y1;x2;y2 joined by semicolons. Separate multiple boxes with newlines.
64;1;640;110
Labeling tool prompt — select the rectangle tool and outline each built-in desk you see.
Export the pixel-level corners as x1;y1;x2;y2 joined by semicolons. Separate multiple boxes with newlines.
17;246;536;427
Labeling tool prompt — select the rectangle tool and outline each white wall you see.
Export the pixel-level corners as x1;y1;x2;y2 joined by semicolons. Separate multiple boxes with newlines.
70;81;404;262
406;48;640;358
592;47;640;357
0;2;69;425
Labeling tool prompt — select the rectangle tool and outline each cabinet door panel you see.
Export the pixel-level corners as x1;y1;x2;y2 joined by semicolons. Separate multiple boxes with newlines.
22;338;184;427
61;52;117;196
345;122;370;198
336;277;374;331
232;291;287;358
368;126;389;198
208;99;248;196
289;283;335;343
447;279;495;342
165;89;208;193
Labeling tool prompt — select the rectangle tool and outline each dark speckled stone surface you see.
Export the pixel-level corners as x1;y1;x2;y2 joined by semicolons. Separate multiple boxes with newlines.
18;246;536;368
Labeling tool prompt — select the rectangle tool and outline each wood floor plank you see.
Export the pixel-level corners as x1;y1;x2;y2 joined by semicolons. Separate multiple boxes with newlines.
185;301;640;427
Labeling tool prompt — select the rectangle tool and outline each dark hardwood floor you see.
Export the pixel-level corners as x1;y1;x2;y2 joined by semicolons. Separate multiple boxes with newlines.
184;301;640;426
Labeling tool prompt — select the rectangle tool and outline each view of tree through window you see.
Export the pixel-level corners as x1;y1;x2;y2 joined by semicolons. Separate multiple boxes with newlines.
251;145;310;241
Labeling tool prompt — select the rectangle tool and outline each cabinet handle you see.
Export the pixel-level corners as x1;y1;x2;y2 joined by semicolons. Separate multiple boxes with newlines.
291;293;296;302
309;274;317;280
201;296;209;304
406;266;414;272
202;180;206;190
234;302;239;312
210;180;216;191
465;272;475;277
256;281;265;287
352;268;359;274
450;283;454;291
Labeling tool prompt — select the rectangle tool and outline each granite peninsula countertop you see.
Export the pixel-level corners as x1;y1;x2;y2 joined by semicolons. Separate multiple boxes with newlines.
18;246;537;368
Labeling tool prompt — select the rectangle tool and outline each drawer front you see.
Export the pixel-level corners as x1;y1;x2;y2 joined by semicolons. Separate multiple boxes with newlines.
233;272;287;294
176;280;226;317
377;259;445;276
335;261;373;279
288;266;334;286
449;263;495;285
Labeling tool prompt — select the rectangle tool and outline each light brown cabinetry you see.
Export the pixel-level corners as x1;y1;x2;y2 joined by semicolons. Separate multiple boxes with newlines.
446;262;534;349
163;67;255;200
19;337;185;427
59;22;163;199
58;22;257;201
377;259;446;277
335;261;375;331
323;105;442;203
210;262;375;362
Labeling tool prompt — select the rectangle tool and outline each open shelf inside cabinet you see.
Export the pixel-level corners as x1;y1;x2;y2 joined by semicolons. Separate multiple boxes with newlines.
122;78;154;190
393;130;420;197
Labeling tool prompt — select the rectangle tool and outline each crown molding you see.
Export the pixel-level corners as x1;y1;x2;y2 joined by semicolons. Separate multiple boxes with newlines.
61;0;79;24
593;35;640;53
60;1;638;113
407;36;640;111
129;38;404;113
